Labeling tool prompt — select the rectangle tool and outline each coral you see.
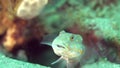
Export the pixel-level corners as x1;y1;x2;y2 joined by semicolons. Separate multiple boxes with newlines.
2;18;46;52
3;20;27;51
0;0;14;35
0;0;46;52
16;0;48;19
42;0;119;33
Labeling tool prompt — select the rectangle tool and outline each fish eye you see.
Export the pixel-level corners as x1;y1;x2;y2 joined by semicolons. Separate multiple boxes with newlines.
56;45;65;49
70;35;74;41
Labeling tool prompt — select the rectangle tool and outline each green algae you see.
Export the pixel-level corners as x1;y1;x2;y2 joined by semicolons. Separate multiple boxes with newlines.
0;53;50;68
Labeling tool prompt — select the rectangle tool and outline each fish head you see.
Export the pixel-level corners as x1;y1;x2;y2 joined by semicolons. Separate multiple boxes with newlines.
52;31;86;60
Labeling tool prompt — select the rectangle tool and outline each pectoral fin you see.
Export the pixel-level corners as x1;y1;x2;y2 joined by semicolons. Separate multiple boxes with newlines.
51;56;63;65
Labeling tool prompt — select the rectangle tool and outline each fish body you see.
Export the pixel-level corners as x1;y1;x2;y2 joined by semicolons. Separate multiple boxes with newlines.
41;30;117;68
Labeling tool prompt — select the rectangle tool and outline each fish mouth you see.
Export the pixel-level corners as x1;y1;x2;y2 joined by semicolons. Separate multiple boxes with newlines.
62;51;81;59
62;52;81;63
53;48;84;60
